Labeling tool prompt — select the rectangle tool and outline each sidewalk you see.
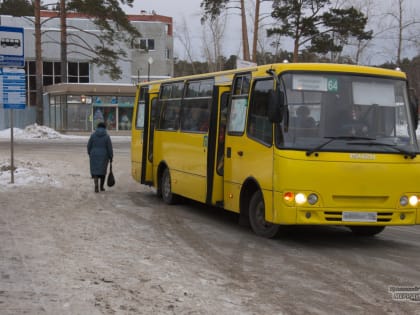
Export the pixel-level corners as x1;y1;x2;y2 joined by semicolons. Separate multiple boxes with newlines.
61;130;131;137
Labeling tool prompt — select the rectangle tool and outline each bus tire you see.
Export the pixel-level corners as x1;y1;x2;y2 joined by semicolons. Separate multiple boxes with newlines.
161;167;178;204
249;190;279;238
349;226;385;236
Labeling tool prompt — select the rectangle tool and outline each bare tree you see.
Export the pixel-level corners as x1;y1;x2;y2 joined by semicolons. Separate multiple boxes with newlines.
201;0;252;61
380;0;420;65
201;13;227;71
175;17;198;74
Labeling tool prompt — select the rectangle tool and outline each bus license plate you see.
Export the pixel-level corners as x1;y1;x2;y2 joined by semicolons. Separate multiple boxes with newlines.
342;211;377;222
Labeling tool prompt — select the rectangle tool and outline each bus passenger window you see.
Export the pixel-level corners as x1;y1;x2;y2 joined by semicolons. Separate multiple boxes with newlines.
182;79;214;133
158;82;184;130
181;106;209;132
160;101;180;130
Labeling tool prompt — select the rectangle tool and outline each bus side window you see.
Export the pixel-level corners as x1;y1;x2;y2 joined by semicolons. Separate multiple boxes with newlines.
181;78;214;133
247;79;273;144
158;82;184;131
216;93;229;175
160;100;181;130
181;104;210;132
228;73;251;134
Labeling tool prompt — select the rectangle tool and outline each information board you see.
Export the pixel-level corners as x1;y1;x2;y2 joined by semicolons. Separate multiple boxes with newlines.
0;68;26;109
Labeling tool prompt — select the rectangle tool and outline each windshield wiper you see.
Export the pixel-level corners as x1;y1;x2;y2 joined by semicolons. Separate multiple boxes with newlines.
306;136;376;156
347;141;417;159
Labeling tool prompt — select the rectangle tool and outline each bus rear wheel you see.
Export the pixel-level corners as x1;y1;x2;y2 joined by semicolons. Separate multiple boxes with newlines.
160;168;178;204
349;226;385;236
249;190;279;238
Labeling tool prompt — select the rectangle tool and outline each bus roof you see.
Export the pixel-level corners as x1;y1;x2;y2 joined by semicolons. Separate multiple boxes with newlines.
137;62;407;91
259;63;407;79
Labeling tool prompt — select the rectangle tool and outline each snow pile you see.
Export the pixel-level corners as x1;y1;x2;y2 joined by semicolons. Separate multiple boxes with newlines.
0;124;66;139
0;159;61;190
22;124;63;139
0;124;130;141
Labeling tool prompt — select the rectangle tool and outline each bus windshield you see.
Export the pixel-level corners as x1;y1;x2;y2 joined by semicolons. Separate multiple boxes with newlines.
277;72;419;154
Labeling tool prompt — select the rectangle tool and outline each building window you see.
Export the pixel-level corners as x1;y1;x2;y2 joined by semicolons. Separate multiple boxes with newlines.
68;62;89;83
132;38;155;51
54;63;61;84
25;61;90;106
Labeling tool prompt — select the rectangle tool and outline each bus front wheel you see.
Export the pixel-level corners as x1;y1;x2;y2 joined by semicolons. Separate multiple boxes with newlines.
160;168;178;204
249;190;279;238
349;226;385;236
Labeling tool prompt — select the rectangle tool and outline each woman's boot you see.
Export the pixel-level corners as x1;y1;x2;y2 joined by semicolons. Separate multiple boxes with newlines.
94;177;99;193
100;176;105;191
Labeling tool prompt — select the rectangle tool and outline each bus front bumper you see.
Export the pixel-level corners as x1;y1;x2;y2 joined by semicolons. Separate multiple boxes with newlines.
272;207;419;226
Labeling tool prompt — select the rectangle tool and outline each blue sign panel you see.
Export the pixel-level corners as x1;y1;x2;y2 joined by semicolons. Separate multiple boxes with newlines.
1;68;26;109
0;26;25;67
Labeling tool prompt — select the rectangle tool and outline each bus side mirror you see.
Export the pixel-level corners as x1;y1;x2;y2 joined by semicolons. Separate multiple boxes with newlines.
268;88;285;123
409;88;418;130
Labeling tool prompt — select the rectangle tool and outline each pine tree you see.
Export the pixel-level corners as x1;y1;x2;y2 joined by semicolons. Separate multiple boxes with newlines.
268;0;372;63
0;0;34;16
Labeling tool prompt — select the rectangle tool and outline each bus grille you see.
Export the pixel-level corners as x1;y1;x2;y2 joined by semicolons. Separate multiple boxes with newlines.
324;211;393;222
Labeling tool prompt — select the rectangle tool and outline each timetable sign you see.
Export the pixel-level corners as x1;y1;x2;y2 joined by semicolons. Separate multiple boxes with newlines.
1;68;26;109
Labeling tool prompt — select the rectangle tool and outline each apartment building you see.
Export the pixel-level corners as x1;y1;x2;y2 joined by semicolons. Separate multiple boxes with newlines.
0;10;173;132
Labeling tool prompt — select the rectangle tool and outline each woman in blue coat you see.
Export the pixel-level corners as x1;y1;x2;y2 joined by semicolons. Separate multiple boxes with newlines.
87;122;113;192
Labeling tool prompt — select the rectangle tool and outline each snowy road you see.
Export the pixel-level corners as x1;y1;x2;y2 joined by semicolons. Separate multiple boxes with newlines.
1;136;420;314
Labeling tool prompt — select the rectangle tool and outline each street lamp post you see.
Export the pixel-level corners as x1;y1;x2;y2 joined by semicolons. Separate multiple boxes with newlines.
147;56;154;81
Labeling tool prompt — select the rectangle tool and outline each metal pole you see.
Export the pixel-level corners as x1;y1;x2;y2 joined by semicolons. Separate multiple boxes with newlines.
10;109;14;184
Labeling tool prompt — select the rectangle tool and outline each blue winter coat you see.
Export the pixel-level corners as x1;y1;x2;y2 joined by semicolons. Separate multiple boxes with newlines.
87;127;113;177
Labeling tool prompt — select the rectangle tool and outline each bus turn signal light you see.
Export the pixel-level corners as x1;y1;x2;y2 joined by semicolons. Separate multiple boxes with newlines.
284;192;294;203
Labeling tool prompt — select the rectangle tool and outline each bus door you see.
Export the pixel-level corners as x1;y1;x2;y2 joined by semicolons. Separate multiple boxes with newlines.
141;92;159;185
207;85;230;206
223;75;275;213
223;73;251;212
131;87;147;183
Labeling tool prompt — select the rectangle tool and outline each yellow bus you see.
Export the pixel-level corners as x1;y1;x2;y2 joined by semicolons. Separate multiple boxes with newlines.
131;63;420;238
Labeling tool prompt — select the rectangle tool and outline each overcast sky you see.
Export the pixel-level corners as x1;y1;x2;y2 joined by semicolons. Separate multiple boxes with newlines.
123;0;420;65
123;0;244;61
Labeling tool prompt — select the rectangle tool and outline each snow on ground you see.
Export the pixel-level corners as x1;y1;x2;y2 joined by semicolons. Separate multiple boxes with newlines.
0;159;61;190
0;124;128;189
0;123;86;140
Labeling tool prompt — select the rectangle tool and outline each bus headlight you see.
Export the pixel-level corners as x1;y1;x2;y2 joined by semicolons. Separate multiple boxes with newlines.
295;193;306;205
409;195;419;206
400;196;408;206
307;193;318;205
283;191;318;206
399;195;419;207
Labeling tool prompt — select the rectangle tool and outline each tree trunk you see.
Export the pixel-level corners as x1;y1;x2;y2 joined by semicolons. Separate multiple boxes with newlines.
397;0;403;65
60;0;67;83
293;38;299;62
240;0;250;61
251;0;260;63
34;0;43;125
